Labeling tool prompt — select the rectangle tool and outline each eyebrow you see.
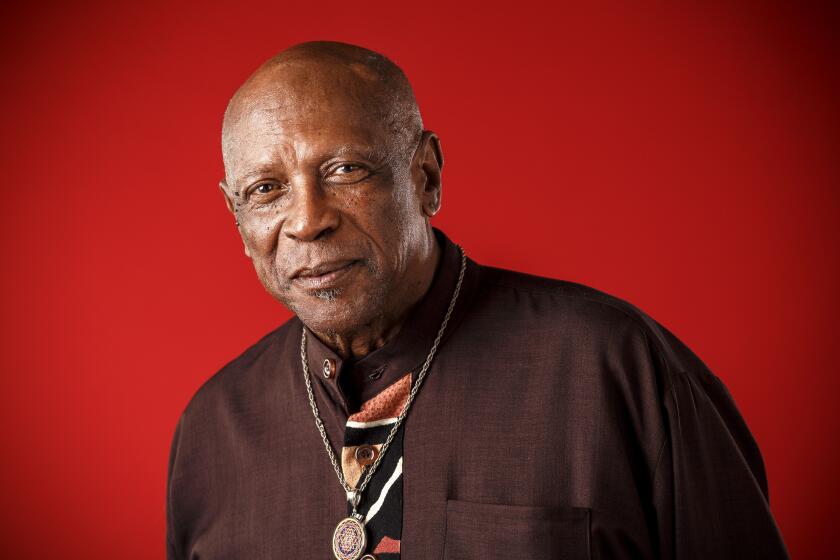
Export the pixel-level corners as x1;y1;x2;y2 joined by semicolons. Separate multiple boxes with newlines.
238;165;279;185
327;144;390;162
236;143;392;185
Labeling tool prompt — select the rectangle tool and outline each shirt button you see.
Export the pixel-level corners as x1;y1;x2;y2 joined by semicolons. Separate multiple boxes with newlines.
355;445;377;466
323;358;335;379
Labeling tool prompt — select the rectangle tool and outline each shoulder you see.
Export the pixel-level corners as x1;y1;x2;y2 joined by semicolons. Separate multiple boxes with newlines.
176;317;300;431
474;264;714;387
477;264;652;331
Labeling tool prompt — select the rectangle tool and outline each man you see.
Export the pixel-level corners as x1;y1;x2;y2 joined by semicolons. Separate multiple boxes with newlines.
166;41;789;559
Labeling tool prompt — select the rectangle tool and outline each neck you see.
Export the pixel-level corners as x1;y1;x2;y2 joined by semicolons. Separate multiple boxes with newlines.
310;230;442;360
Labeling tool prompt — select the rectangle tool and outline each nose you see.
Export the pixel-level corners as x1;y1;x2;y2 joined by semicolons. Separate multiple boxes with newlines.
281;178;340;242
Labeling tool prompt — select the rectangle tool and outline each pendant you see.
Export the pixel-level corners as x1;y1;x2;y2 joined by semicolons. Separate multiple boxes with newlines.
332;516;367;560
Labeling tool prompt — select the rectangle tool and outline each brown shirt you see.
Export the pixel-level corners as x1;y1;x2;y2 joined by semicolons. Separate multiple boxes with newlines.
166;228;789;559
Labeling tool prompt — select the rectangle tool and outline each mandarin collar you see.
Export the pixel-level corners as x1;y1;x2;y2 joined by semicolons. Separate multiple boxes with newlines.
300;228;479;414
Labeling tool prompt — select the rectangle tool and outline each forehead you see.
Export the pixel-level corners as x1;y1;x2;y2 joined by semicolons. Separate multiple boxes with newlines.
224;82;394;179
224;116;389;183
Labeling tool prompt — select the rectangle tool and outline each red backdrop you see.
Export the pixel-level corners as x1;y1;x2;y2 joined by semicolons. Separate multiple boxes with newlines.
1;1;837;557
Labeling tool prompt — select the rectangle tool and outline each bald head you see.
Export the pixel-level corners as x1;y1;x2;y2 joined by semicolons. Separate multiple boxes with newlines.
222;41;423;176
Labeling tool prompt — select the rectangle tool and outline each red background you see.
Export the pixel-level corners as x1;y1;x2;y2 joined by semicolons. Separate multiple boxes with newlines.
1;1;837;557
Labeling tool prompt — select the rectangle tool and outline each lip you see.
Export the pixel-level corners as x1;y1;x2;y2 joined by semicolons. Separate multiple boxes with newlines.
291;259;360;290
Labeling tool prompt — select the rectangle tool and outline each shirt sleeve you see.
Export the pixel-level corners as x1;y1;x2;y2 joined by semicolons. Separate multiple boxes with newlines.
648;323;789;559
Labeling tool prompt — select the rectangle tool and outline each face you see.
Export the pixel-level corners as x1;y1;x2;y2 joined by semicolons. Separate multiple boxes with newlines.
221;71;442;336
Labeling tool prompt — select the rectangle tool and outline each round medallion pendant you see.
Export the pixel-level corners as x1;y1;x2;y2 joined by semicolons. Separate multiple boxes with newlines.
332;517;367;560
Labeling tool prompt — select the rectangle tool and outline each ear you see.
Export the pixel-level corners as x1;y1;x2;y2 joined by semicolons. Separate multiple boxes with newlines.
219;180;236;214
415;130;444;218
219;180;251;258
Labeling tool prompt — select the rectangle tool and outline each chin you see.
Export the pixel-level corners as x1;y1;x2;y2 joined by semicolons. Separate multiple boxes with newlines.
284;287;385;336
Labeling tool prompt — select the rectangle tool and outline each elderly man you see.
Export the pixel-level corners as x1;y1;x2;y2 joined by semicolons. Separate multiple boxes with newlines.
166;41;788;559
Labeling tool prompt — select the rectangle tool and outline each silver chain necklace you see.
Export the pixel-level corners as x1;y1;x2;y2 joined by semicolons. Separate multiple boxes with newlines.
300;246;466;560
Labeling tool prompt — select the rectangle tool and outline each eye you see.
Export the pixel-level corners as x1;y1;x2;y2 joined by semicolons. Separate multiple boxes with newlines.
327;163;370;184
247;181;287;203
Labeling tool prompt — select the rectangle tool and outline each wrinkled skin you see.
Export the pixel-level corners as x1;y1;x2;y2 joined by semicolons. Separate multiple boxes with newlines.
220;42;444;358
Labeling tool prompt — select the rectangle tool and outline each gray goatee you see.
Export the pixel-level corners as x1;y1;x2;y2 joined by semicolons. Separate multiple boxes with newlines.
314;288;342;301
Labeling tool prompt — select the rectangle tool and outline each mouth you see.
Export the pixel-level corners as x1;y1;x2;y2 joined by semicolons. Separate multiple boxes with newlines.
291;259;361;291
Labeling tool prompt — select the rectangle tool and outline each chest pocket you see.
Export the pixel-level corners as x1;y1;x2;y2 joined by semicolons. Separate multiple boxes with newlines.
442;500;590;560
